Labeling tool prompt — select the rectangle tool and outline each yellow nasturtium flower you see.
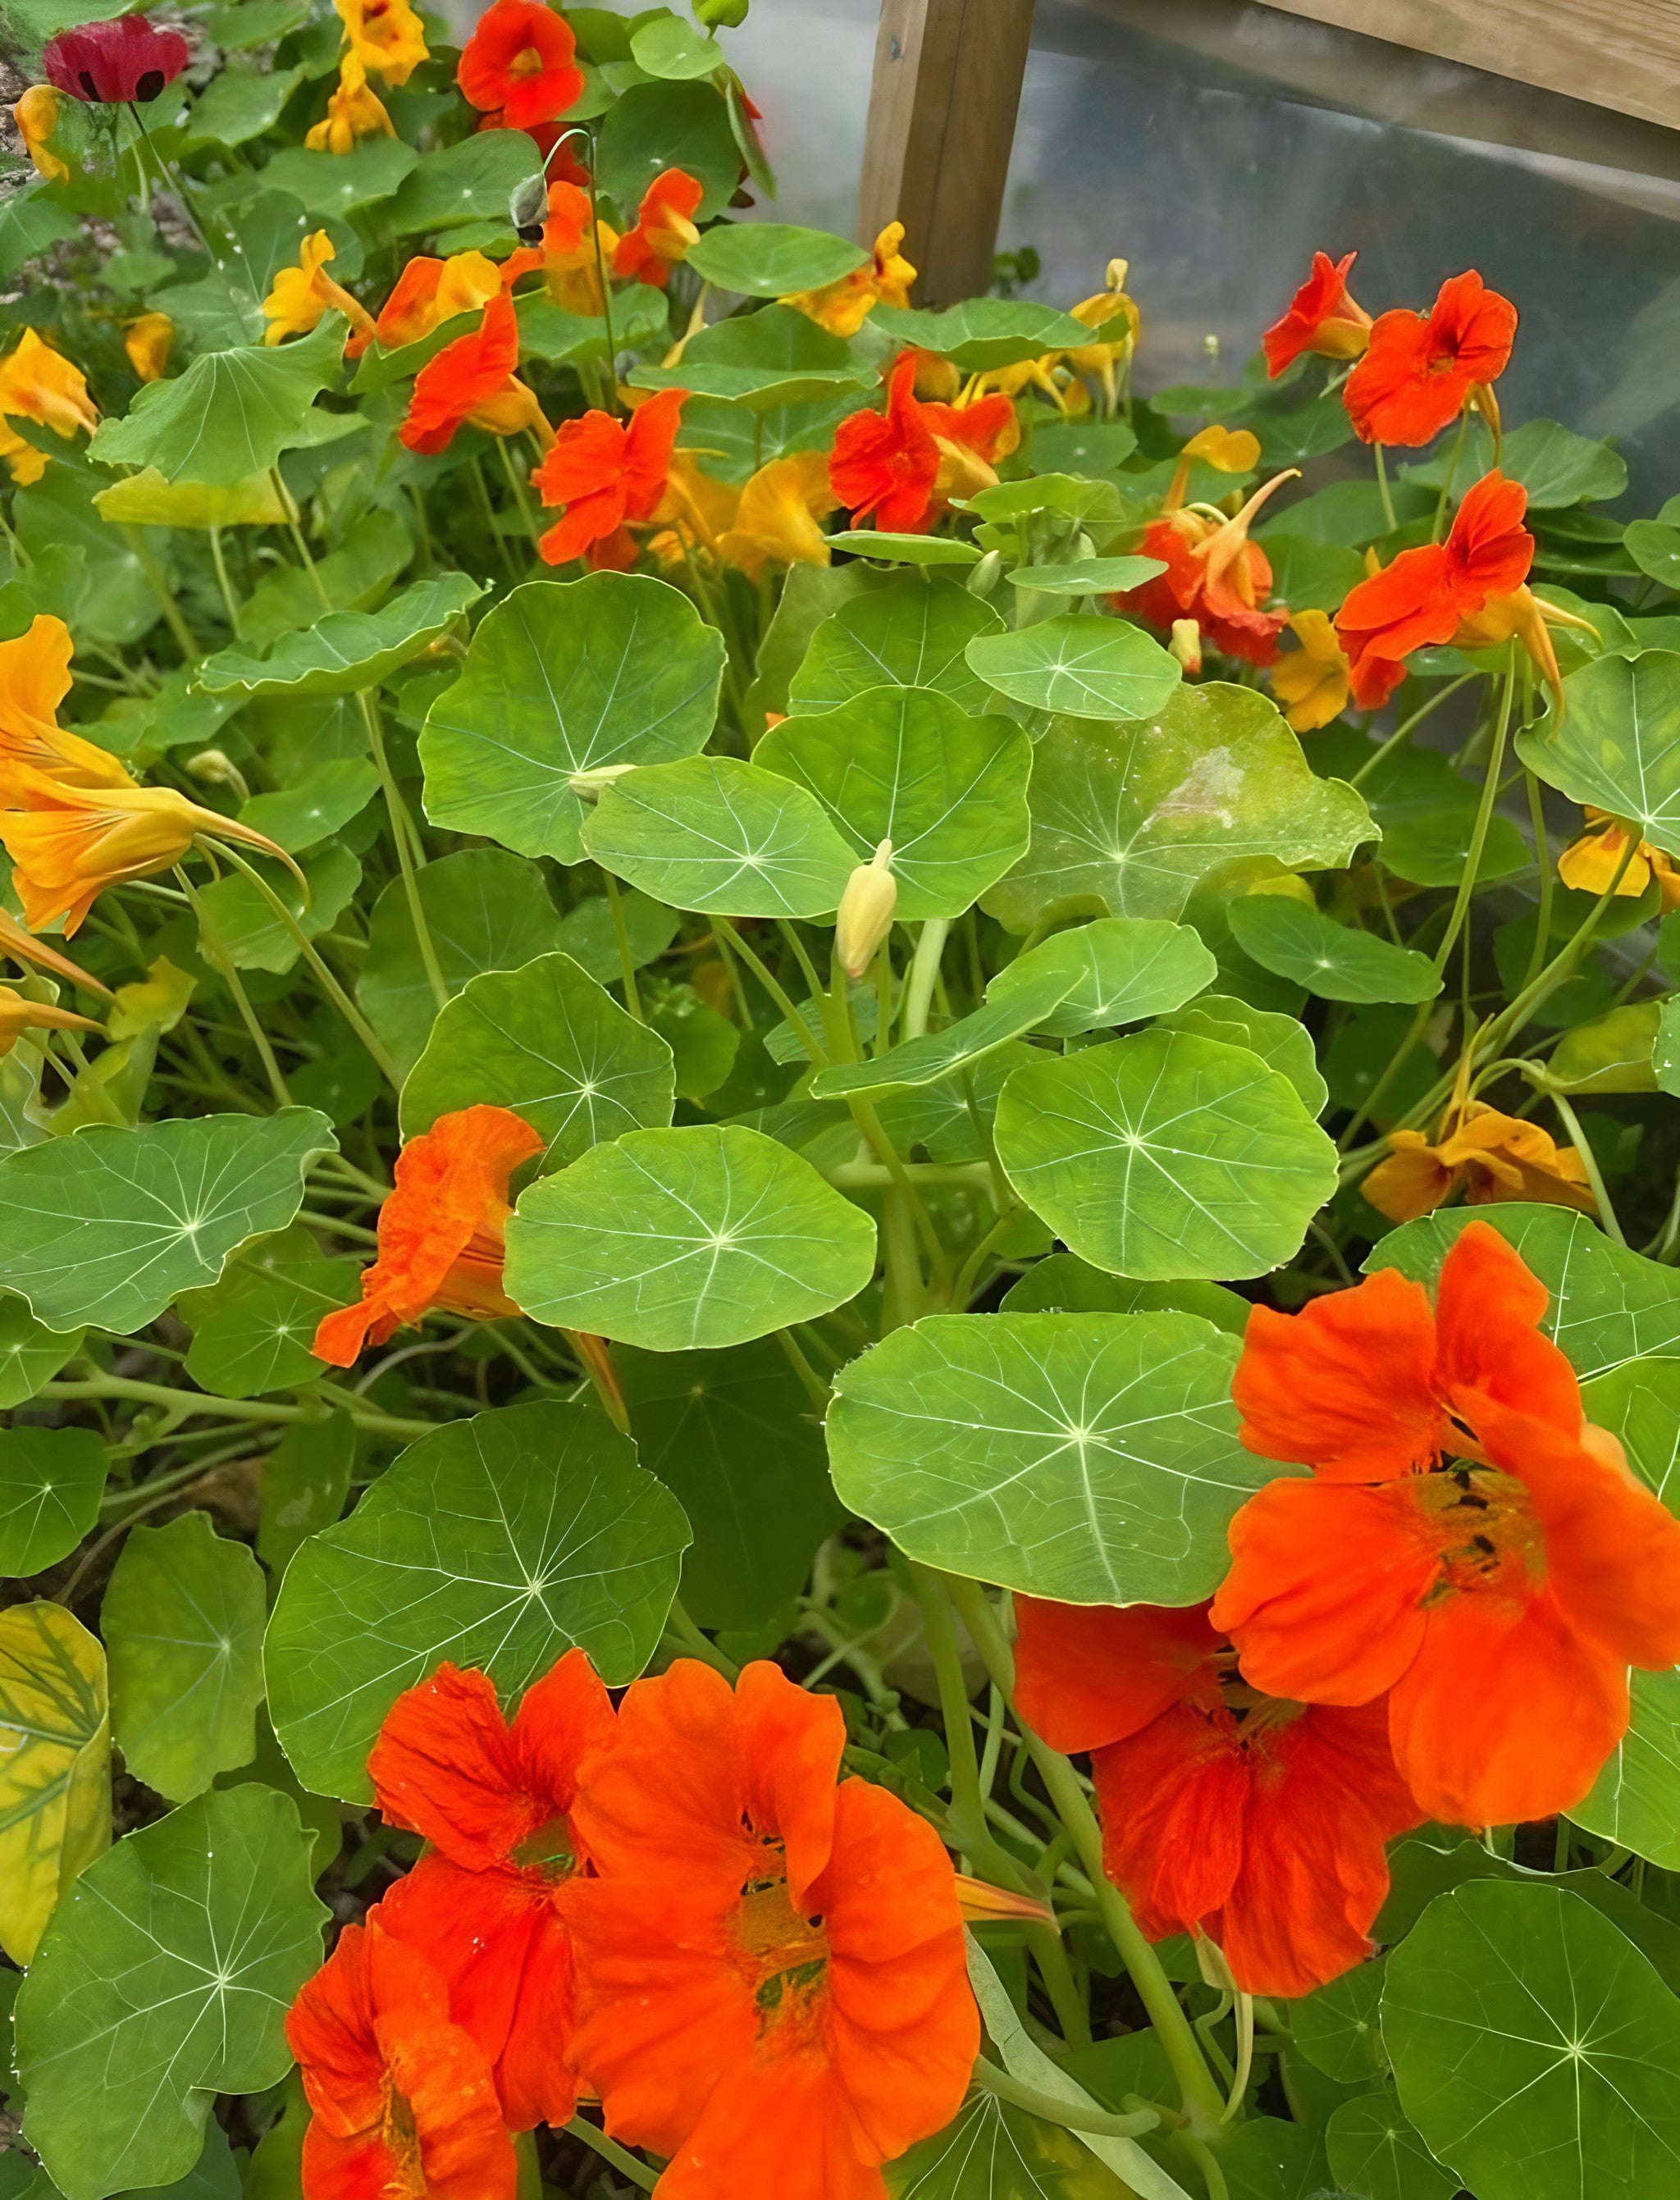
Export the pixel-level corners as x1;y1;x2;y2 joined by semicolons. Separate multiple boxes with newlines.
782;222;916;338
1559;808;1680;911
262;230;377;348
1269;609;1353;733
123;311;172;383
0;983;100;1059
0;329;97;483
336;0;428;84
13;84;67;182
306;51;396;153
716;451;840;581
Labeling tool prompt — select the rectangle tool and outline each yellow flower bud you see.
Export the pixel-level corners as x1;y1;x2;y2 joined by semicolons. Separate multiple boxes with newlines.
1169;619;1203;677
836;838;897;980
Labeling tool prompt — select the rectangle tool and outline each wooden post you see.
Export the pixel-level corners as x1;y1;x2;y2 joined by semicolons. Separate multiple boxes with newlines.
856;0;1036;310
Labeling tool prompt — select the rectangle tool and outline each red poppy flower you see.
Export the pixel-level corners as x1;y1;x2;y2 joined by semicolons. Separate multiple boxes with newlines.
612;169;705;287
286;1920;517;2200
1015;1598;1420;1998
370;1655;616;2130
829;352;1016;535
564;1659;977;2200
1262;250;1372;377
1112;470;1296;668
399;290;551;454
1344;270;1517;447
458;0;583;133
43;13;189;104
531;388;687;568
1210;1221;1680;1828
312;1103;542;1366
1334;469;1532;710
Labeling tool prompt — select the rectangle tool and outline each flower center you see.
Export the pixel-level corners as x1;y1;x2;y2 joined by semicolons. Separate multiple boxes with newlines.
508;43;547;79
1412;1463;1543;1603
381;2078;426;2199
511;1811;575;1877
731;1839;830;2037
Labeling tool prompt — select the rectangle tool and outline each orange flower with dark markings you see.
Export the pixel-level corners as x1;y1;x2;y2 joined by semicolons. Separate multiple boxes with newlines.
564;1659;978;2200
1344;269;1516;447
1015;1597;1420;1998
1364;1100;1597;1226
312;1104;543;1365
829;352;1016;535
399;290;553;455
531;388;687;568
458;0;582;134
1211;1221;1680;1828
371;1655;616;2131
1263;249;1372;377
612;168;704;287
286;1920;517;2200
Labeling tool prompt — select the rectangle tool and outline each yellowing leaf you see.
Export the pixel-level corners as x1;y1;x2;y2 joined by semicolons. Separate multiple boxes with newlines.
0;1600;110;1965
92;468;290;529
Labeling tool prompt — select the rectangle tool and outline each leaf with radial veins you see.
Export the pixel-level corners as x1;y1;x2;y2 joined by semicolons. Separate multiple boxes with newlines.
0;1602;109;1968
983;685;1375;930
399;952;676;1170
966;612;1183;721
810;970;1074;1099
1227;896;1442;1004
582;755;859;917
1518;650;1680;859
685;221;867;297
757;686;1033;917
505;1125;877;1349
87;316;345;486
194;573;483;699
788;577;1004;717
1155;994;1327;1115
14;1786;327;2200
0;1426;107;1575
266;1403;690;1800
1383;1882;1680;2200
996;1031;1337;1280
0;1294;84;1408
986;917;1217;1036
827;1312;1273;1604
418;573;725;864
0;1109;336;1336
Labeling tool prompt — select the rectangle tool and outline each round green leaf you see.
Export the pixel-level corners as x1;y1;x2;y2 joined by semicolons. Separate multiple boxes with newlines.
0;1292;84;1408
1521;650;1680;860
266;1402;690;1799
582;755;858;917
182;1254;359;1399
1384;1881;1680;2200
686;222;867;298
1009;557;1167;596
1155;994;1327;1116
757;686;1033;918
1547;1001;1660;1093
16;1786;327;2200
1002;1253;1251;1337
194;573;483;699
389;129;539;236
966;612;1182;721
1227;897;1442;1004
399;951;676;1168
1292;1960;1386;2084
595;78;742;222
1573;1668;1680;1869
870;299;1095;372
616;1339;845;1630
504;1124;877;1349
0;1426;108;1575
87;317;346;486
258;1410;357;1583
418;573;725;863
103;1512;267;1803
983;684;1376;929
1325;2090;1457;2200
827;1311;1272;1603
827;532;983;567
788;575;1004;718
987;917;1217;1037
629;13;724;79
995;1030;1338;1280
0;1108;336;1336
810;971;1075;1101
1496;419;1630;509
358;847;568;1079
885;2091;1138;2199
630;303;875;409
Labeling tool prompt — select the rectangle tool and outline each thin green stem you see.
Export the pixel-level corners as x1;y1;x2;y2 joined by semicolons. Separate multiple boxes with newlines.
1522;767;1555;993
970;2061;1157;2139
902;917;951;1039
1373;443;1398;534
1431;413;1471;541
1432;651;1516;974
728;919;826;1063
124;527;198;659
43;1372;431;1440
563;2120;655;2193
1547;1089;1624;1245
358;690;447;1011
176;868;290;1107
208;526;243;639
774;1324;830;1410
270;469;332;614
602;871;643;1020
494;433;543;555
1349;673;1477;788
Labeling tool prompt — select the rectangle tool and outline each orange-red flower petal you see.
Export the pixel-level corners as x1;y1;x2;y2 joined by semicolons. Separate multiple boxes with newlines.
1344;270;1517;447
458;0;582;131
1262;249;1370;377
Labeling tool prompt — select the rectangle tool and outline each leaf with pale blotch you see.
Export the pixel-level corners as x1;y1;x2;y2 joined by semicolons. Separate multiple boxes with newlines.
0;1602;109;1967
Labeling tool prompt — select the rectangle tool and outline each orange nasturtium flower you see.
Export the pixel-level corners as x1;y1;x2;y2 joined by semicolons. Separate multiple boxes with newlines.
500;180;618;316
13;85;68;183
358;249;502;359
1210;1222;1680;1827
829;350;1017;535
1363;1099;1597;1226
782;221;916;338
1334;470;1573;713
458;0;583;134
336;0;429;85
311;1103;543;1365
1269;608;1352;731
398;290;554;455
612;168;705;288
1559;807;1680;910
1262;249;1372;377
531;387;687;568
0;984;99;1059
716;450;840;579
0;906;112;997
1014;1598;1422;1997
1344;269;1516;448
286;1921;517;2200
306;51;395;153
370;1655;618;2130
564;1659;978;2200
0;615;132;792
122;311;171;383
262;230;377;349
0;327;98;479
1112;431;1294;668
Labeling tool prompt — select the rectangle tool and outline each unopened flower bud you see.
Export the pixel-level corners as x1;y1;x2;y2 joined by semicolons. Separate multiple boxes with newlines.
1105;258;1130;294
967;549;1003;598
184;748;249;802
836;838;897;979
1169;619;1203;678
567;762;639;798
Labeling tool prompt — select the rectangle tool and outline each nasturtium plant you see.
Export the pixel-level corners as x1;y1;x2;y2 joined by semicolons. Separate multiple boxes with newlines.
2;11;1679;2200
